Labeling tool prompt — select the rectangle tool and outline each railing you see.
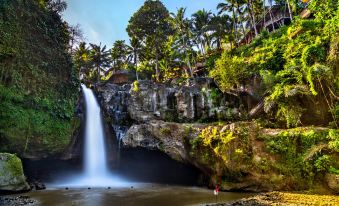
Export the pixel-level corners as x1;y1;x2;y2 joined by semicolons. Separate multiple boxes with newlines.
263;13;290;28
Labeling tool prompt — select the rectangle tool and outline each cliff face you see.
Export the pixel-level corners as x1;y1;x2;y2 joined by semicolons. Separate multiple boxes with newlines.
98;79;242;123
123;121;339;193
0;0;80;158
99;80;339;193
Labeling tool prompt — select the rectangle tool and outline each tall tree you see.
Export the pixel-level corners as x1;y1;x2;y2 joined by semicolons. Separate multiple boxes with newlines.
74;42;90;80
45;0;67;13
110;40;130;72
245;0;259;36
191;9;213;55
68;24;84;54
171;7;194;77
209;14;232;50
89;43;111;83
126;0;173;82
128;38;142;80
217;0;240;46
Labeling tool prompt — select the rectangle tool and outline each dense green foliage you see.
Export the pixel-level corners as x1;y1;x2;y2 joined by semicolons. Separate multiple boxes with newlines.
261;128;339;188
0;0;79;156
127;0;173;82
211;1;339;128
190;123;339;190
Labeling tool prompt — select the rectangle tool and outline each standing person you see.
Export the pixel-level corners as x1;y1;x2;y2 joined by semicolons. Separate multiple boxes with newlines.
214;184;219;203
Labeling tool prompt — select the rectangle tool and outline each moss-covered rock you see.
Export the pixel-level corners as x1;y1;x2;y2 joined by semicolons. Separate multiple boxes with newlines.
326;173;339;194
123;121;339;192
0;153;30;192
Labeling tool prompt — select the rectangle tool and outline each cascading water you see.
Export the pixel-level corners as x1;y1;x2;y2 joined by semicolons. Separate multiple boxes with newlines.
55;84;127;188
82;84;109;178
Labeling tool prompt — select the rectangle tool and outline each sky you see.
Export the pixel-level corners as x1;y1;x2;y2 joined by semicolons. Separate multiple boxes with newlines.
63;0;221;47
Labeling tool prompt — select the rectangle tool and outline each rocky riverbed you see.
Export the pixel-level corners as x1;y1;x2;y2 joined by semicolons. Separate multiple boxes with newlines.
0;195;37;206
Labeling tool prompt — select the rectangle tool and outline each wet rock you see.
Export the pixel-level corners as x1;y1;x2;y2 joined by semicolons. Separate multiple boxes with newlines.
0;153;30;192
325;173;339;194
98;83;132;142
123;120;205;162
29;180;46;190
0;195;37;206
98;79;242;125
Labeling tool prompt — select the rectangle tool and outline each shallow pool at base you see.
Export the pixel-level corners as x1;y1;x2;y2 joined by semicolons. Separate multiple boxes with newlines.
25;185;253;206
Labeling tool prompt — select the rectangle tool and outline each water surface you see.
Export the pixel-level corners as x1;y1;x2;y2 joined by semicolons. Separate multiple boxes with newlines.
26;185;253;206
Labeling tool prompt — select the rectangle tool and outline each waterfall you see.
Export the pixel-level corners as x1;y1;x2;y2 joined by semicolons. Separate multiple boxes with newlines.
56;84;127;188
82;84;109;178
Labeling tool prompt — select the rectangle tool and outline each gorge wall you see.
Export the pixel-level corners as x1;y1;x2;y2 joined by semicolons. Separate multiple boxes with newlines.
98;80;339;193
0;0;80;158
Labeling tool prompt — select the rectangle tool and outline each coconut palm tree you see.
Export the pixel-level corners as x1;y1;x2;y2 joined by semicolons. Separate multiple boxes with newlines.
217;0;240;46
209;14;233;50
191;9;213;55
268;0;276;31
74;42;90;79
89;43;111;83
171;7;194;77
110;40;130;71
245;0;259;36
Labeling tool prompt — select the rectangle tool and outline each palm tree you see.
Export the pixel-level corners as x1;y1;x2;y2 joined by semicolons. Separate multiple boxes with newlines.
286;0;293;20
191;9;213;55
89;43;111;83
74;42;90;80
209;14;232;50
217;0;240;46
171;7;194;77
268;0;276;31
245;0;259;36
110;40;130;72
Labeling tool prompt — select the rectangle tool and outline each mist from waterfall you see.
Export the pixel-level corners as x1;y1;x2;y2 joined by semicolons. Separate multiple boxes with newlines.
82;84;109;178
52;84;127;188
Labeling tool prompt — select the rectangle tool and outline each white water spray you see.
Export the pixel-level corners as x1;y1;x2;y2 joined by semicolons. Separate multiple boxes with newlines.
54;84;128;188
82;84;109;178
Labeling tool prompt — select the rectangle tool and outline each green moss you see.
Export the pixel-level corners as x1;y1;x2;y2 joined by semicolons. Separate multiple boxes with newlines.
0;0;79;156
261;128;339;188
132;80;140;93
159;142;165;152
160;127;171;136
0;153;24;179
163;110;178;122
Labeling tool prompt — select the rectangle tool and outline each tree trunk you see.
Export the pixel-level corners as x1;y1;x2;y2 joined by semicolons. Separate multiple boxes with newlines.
248;0;258;36
232;9;239;46
183;39;193;77
155;50;160;82
236;4;247;39
97;66;100;83
134;51;139;80
287;0;293;21
187;57;193;77
217;38;221;50
268;0;276;31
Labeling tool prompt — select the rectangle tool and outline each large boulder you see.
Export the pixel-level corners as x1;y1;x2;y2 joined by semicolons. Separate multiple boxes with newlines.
0;153;30;192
